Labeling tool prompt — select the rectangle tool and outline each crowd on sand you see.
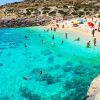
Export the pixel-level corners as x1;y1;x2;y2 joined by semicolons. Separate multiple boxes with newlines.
45;17;100;48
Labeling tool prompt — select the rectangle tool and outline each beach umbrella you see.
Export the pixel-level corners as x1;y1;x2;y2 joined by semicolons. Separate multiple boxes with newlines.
98;22;100;26
77;18;84;24
73;21;79;24
88;22;94;27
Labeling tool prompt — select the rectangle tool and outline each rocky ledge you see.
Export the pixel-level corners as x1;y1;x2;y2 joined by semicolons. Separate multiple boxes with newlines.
87;75;100;100
0;16;51;28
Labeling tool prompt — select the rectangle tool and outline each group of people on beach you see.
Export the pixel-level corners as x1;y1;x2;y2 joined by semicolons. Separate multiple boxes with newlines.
23;23;98;49
46;25;98;49
87;29;97;48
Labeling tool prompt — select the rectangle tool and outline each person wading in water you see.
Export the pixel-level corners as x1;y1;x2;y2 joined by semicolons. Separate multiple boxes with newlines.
52;34;55;40
87;41;91;48
94;38;96;46
65;33;67;39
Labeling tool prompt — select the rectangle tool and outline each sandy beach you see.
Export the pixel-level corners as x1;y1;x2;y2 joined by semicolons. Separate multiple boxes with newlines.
46;18;100;49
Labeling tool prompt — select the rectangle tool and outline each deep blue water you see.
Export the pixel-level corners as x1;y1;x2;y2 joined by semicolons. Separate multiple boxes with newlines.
0;27;100;100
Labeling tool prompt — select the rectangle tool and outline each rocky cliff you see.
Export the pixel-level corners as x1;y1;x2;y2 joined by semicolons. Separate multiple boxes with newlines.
0;0;100;27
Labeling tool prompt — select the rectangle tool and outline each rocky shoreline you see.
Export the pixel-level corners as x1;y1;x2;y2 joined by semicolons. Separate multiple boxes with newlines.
87;75;100;100
0;16;51;28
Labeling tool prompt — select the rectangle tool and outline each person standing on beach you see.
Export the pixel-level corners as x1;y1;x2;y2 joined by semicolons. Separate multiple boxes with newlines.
62;25;64;28
94;38;96;46
51;27;52;31
92;29;95;37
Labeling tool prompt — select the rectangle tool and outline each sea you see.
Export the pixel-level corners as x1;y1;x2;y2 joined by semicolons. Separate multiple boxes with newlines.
0;27;100;100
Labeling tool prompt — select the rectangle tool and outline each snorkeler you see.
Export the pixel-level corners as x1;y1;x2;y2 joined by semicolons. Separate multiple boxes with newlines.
23;76;30;80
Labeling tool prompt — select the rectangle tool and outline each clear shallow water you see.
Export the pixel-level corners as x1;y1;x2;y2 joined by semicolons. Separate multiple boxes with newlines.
0;27;100;100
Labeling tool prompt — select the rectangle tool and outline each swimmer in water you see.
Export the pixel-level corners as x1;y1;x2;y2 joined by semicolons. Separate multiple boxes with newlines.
41;40;43;43
61;40;64;44
52;34;54;40
23;76;30;80
40;70;42;75
74;37;80;41
47;29;49;32
25;35;28;39
41;40;46;44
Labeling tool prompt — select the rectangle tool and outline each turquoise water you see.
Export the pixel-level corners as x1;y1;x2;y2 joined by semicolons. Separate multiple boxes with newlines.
0;27;100;100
